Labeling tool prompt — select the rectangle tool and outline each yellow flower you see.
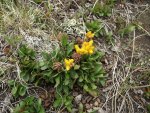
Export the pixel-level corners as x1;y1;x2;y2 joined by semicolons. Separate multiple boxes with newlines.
89;40;93;45
75;45;88;55
86;31;94;39
64;58;74;71
75;40;95;55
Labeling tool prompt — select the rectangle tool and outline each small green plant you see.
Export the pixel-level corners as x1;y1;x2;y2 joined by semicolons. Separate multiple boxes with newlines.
86;20;103;37
86;20;113;43
8;80;27;97
41;33;105;110
13;96;45;113
33;0;43;4
12;32;105;112
18;45;38;83
92;0;115;17
147;103;150;113
119;24;137;37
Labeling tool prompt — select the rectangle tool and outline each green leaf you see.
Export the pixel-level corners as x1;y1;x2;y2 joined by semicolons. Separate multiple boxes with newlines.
67;42;74;55
91;83;97;90
18;45;36;59
37;98;42;106
65;99;72;106
78;71;84;82
74;65;80;70
64;73;70;85
39;60;48;70
119;24;136;37
100;79;106;86
93;65;102;75
147;104;150;112
38;107;45;113
126;24;136;33
54;76;60;88
79;75;83;82
53;98;62;108
83;84;98;97
88;89;98;97
19;101;26;108
22;111;30;113
89;51;105;61
19;86;27;96
61;34;68;46
70;70;79;79
83;84;88;91
79;103;84;113
12;86;18;96
21;72;29;82
7;80;15;86
86;20;102;33
43;70;53;77
33;0;43;3
84;75;90;83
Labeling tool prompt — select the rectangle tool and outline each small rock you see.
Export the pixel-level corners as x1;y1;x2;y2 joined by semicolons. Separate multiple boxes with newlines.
90;103;93;107
75;94;82;104
85;104;91;109
87;109;93;113
94;101;99;107
96;98;100;103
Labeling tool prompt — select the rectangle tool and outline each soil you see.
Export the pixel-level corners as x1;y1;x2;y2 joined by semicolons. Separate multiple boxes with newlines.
136;1;150;55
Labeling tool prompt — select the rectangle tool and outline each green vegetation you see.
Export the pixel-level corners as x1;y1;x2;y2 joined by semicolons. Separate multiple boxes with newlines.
13;96;45;113
9;33;105;112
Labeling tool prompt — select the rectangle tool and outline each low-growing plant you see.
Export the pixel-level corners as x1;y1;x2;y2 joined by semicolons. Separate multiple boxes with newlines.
10;32;106;112
86;20;114;43
41;33;105;111
119;23;137;37
8;80;27;97
18;46;37;82
13;96;45;113
86;20;103;37
147;103;150;113
92;0;115;17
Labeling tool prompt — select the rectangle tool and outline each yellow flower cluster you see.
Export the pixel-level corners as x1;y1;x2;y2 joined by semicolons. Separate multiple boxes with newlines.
75;40;95;55
74;31;95;55
86;31;94;39
64;31;95;71
64;59;74;71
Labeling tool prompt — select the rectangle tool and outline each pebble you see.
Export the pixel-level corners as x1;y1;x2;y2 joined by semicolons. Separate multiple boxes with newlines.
96;98;100;103
75;94;82;104
87;109;93;113
85;103;91;109
94;101;99;107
